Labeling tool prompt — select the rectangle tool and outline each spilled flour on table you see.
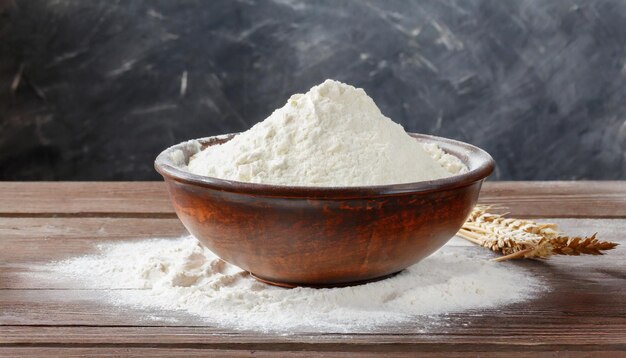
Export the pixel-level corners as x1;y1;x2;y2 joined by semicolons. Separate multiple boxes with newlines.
45;236;541;332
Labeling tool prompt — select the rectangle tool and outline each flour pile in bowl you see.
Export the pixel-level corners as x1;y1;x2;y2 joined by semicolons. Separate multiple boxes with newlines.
46;237;541;332
187;79;466;186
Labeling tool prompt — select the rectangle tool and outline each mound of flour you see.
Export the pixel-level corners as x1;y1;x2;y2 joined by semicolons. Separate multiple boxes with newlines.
47;237;540;332
188;79;465;186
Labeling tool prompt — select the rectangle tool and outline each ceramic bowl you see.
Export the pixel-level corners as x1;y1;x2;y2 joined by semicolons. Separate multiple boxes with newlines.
155;133;495;287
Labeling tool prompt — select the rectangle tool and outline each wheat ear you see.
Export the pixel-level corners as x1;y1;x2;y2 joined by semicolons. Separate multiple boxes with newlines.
459;207;618;261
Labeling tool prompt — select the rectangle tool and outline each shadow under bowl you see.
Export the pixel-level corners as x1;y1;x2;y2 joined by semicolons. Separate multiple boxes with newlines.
155;133;495;287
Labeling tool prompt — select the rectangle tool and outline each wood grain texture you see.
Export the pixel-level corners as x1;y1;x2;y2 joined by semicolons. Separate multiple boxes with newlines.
479;181;626;218
0;182;625;357
0;182;172;216
1;348;622;358
3;325;626;346
1;181;626;217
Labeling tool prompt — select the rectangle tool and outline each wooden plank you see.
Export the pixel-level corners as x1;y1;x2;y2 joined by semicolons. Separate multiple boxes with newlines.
0;290;211;326
478;181;626;218
0;182;173;216
0;347;621;357
0;217;186;240
1;182;625;218
0;217;187;265
3;326;626;347
1;282;625;333
1;216;621;244
0;322;626;350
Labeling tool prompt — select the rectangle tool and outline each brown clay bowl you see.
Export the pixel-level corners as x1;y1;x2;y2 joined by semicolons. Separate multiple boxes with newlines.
155;133;495;288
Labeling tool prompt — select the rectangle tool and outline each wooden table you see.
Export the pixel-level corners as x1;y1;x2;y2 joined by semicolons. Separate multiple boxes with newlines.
1;181;625;357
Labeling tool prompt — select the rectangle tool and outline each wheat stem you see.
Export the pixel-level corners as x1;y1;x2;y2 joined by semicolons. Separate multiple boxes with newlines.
457;229;485;243
492;248;534;262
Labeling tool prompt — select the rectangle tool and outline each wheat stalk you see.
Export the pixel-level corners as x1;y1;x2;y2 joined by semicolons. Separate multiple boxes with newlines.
458;206;618;261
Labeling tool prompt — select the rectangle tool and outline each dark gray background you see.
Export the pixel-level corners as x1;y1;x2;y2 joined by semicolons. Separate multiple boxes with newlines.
1;0;625;180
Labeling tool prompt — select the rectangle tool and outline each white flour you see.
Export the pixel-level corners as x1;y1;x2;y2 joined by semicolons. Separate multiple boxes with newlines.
47;236;540;332
188;79;465;186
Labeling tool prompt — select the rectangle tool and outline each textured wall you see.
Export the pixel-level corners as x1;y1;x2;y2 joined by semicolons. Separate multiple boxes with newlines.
1;0;625;180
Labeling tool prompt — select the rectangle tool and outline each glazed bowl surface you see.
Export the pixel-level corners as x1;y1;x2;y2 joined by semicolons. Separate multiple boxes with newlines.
155;133;495;287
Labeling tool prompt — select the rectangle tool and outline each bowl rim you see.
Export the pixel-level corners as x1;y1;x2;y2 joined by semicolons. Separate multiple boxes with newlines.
154;133;495;198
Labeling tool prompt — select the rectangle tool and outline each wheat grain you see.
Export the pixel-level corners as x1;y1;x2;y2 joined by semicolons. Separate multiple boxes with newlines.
549;234;618;255
468;206;560;238
459;207;618;261
492;239;554;262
